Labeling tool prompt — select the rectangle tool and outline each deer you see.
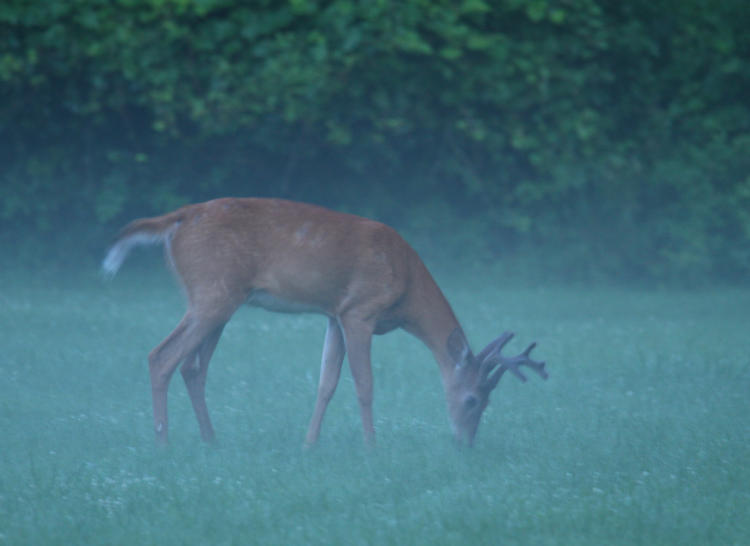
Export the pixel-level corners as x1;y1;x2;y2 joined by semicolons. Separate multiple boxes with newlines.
102;197;547;447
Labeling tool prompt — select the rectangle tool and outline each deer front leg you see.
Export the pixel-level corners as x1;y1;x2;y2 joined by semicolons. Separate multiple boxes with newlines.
305;318;346;446
340;316;375;446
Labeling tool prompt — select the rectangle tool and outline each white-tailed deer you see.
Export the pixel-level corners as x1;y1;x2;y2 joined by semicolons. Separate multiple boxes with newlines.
103;198;547;446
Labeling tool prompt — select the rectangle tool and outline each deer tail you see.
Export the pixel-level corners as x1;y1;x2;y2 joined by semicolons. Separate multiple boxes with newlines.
102;209;185;277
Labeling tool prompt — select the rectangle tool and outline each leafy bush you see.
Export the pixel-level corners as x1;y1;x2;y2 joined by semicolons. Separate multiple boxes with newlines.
1;0;748;282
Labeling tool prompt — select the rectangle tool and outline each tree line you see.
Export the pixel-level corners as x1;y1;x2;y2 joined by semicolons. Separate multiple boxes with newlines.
1;0;749;282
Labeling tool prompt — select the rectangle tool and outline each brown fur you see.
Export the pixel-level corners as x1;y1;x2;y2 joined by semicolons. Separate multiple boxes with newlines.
104;197;546;446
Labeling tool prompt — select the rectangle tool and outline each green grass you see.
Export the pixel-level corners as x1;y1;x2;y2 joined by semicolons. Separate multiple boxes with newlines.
1;265;748;545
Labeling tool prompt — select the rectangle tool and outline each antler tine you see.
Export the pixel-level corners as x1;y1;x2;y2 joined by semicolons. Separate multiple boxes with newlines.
523;344;548;380
477;332;514;376
482;339;548;391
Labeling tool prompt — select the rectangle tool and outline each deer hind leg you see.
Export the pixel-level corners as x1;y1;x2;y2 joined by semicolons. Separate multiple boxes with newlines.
181;325;225;442
148;310;227;445
305;317;346;447
339;316;375;446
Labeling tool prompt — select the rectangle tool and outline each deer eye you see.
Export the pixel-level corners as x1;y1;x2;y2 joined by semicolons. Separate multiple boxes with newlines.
463;394;479;411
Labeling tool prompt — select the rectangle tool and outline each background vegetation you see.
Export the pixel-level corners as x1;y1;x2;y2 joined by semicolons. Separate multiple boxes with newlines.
2;0;749;281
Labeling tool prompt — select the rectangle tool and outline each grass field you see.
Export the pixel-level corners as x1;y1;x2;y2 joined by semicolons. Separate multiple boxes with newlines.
1;264;748;545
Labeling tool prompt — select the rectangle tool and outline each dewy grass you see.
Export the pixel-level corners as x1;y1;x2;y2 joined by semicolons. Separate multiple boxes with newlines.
0;267;748;545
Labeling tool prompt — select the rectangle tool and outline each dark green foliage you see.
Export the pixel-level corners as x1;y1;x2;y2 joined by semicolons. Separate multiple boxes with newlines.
1;0;749;281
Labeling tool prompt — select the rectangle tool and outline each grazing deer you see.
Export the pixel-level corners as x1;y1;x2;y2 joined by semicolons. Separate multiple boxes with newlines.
103;198;547;446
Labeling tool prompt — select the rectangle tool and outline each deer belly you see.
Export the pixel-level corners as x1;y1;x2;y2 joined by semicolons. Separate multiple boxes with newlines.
246;289;325;315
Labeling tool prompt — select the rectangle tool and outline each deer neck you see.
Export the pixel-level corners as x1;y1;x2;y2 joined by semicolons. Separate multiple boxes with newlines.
404;264;464;387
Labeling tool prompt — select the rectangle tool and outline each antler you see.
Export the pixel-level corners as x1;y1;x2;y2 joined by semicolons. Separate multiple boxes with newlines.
479;331;548;392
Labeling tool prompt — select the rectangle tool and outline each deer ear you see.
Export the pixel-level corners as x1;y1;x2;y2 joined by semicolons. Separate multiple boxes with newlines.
447;328;472;368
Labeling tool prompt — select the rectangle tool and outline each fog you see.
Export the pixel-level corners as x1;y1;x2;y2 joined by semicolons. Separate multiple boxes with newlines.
2;1;749;543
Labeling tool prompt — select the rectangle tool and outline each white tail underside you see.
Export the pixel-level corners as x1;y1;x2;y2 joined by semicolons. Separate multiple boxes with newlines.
102;232;168;276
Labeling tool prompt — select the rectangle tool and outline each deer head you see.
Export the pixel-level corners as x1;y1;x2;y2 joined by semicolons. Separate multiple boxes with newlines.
446;329;548;446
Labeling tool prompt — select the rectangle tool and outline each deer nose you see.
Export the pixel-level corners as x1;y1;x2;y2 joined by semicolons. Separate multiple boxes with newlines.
453;427;476;448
